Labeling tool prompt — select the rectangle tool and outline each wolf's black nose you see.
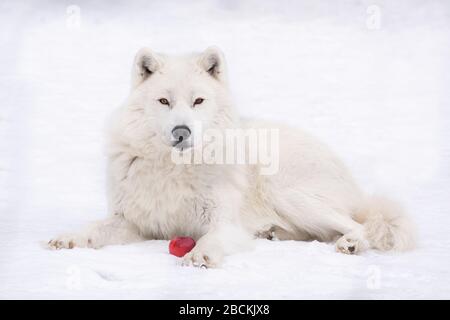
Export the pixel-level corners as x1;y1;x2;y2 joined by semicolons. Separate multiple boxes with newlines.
171;125;191;143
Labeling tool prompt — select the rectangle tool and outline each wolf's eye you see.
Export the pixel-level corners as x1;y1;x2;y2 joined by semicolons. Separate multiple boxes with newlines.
158;98;170;106
193;98;204;106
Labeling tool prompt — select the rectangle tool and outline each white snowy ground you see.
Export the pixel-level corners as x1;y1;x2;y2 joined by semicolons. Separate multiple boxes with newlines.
1;0;449;299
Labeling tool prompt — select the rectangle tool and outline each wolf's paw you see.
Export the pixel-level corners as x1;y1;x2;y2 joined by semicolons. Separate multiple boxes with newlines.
48;233;93;250
335;232;369;255
335;236;359;254
181;245;223;268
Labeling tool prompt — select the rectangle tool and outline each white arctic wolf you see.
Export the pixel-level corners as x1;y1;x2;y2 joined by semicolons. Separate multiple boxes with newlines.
49;47;415;267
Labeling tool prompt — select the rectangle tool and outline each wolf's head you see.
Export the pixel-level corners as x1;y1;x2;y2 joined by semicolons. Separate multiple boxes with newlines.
111;47;236;157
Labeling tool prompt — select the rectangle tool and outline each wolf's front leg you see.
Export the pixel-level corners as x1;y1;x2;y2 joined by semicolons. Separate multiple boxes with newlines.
182;182;253;268
48;214;144;249
182;222;252;268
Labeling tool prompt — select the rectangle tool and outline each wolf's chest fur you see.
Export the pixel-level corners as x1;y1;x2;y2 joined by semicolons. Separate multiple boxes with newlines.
112;156;216;240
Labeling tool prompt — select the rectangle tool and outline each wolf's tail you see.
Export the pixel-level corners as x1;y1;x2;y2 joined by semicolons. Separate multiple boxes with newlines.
355;195;416;251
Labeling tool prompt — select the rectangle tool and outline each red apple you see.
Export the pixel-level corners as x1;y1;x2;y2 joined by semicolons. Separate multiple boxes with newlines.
169;237;196;257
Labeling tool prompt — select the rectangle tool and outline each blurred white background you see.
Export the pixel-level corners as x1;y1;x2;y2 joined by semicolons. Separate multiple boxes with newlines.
0;0;449;299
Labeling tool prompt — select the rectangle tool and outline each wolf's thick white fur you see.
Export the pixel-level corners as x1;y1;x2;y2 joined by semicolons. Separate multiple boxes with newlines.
49;47;416;267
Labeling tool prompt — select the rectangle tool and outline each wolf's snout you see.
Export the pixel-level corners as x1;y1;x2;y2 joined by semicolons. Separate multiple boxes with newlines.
171;125;191;145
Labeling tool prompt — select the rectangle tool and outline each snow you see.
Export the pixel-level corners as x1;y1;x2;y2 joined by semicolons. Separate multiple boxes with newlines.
1;0;449;299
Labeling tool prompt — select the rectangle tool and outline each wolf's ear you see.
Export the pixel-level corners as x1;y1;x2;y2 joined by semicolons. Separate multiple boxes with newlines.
131;47;162;88
199;46;227;83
